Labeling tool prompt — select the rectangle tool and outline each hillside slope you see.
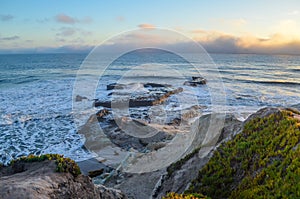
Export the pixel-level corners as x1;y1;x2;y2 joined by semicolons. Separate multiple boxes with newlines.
186;108;300;198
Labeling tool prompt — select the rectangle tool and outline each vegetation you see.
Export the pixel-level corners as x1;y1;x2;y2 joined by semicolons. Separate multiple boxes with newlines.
163;192;210;199
10;154;81;177
167;147;201;177
186;110;300;198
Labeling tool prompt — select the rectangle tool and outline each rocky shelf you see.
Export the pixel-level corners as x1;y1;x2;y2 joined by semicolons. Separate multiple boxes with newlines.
94;83;183;108
0;155;127;199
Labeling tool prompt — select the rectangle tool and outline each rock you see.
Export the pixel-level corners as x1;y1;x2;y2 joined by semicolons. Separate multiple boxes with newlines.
152;113;240;198
139;131;174;146
95;86;183;108
77;158;110;176
75;95;88;102
217;114;243;143
88;168;104;178
185;107;300;198
245;107;281;123
183;76;207;87
167;118;181;126
97;184;128;199
96;108;110;119
144;83;172;88
105;170;164;199
107;83;127;90
0;159;127;199
102;117;174;152
146;142;167;151
107;82;172;91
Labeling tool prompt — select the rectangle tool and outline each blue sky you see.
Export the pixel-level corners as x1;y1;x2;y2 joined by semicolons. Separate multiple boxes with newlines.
1;0;300;54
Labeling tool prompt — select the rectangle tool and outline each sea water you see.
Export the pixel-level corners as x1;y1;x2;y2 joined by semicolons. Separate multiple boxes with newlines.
0;51;299;164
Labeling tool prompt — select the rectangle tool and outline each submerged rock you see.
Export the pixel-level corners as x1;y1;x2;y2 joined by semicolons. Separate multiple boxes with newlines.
75;95;88;102
95;82;183;108
94;87;183;108
107;83;127;90
183;76;207;87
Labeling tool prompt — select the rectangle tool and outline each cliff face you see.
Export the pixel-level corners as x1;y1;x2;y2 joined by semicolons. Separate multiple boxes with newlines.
153;114;242;198
185;107;300;198
0;157;127;199
2;107;299;199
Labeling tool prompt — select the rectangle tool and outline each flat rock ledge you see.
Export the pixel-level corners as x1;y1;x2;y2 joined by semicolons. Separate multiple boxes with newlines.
94;83;183;108
0;159;127;199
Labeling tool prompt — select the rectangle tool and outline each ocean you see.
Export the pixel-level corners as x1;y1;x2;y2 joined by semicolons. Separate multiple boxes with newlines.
0;51;300;165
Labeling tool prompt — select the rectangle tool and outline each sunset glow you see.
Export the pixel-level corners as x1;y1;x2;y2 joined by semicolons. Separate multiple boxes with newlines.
1;0;300;54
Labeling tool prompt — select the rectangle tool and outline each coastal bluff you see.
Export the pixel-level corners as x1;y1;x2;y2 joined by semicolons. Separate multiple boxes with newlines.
0;155;127;199
1;107;300;199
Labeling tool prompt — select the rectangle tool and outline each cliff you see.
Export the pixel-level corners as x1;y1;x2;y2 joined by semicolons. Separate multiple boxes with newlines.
182;107;300;198
0;154;127;199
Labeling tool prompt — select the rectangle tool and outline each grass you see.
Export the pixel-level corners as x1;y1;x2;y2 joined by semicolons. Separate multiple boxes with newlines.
185;110;300;198
163;192;210;199
9;154;81;177
167;147;201;177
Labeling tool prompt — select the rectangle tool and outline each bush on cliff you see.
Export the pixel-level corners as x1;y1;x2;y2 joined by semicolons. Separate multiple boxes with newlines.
186;110;300;198
163;192;210;199
10;154;81;177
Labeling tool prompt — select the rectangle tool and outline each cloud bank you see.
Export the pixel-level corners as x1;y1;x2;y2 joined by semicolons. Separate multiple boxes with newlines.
191;29;300;55
0;36;19;41
138;24;155;29
1;26;300;55
55;14;92;24
0;14;14;21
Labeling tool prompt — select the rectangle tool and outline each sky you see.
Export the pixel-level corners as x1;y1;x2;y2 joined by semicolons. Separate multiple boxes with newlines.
1;0;300;54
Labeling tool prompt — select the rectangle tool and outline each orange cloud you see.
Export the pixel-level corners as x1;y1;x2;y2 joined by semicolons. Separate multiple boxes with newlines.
191;29;300;55
138;24;155;29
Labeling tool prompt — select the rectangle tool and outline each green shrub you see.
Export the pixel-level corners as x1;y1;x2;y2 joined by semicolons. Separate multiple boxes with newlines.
186;110;300;198
167;147;201;177
9;154;81;177
163;192;210;199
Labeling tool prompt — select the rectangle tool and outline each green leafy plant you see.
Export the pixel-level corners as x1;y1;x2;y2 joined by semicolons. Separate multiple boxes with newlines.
9;154;81;177
186;110;300;198
163;192;210;199
167;147;201;177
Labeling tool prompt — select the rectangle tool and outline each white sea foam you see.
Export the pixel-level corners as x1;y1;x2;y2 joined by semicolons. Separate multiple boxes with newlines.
1;53;300;165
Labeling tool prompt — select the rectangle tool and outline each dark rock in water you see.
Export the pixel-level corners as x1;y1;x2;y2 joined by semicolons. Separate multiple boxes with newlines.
107;83;127;90
75;95;88;102
95;85;183;108
107;82;172;91
144;83;172;88
0;158;127;199
184;76;207;87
